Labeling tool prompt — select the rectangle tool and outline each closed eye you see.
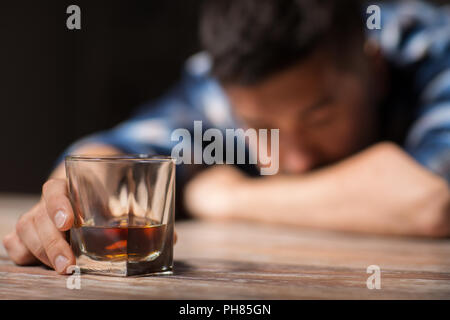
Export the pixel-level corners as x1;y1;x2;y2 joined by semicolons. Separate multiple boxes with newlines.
304;106;334;127
301;95;335;127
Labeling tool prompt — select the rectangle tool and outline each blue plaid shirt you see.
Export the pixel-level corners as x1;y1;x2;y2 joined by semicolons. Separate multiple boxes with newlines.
60;1;450;182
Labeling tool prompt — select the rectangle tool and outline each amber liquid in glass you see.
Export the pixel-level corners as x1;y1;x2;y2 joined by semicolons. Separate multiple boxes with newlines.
71;216;173;276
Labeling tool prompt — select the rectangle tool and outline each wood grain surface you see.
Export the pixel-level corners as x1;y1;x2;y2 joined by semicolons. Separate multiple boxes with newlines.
1;193;449;299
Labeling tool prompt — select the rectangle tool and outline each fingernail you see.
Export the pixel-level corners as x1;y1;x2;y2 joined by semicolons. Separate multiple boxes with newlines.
54;210;67;229
54;255;69;273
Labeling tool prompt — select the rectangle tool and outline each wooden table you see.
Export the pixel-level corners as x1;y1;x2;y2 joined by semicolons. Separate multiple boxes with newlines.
0;193;449;299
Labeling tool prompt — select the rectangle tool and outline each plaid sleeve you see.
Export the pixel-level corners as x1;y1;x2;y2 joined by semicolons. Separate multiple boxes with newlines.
55;52;233;166
374;1;450;182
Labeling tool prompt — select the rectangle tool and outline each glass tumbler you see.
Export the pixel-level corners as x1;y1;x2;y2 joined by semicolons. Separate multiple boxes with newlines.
65;155;175;276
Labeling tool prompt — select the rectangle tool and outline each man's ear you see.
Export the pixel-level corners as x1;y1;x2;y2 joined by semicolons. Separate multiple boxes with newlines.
363;38;380;57
364;39;388;101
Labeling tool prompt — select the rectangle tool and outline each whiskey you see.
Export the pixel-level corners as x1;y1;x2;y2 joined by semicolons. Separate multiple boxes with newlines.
77;223;166;262
71;216;173;276
65;155;175;276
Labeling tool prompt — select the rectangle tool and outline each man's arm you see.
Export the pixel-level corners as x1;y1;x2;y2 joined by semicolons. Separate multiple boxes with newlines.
185;142;450;237
50;144;121;179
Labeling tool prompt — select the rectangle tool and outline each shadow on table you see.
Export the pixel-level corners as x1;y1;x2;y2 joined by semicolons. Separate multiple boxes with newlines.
173;260;197;275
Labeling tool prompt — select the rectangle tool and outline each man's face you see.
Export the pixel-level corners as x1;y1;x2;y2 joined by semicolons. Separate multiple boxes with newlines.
225;49;379;174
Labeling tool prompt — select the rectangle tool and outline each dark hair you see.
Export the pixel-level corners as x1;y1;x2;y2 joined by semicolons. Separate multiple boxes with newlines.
200;0;364;85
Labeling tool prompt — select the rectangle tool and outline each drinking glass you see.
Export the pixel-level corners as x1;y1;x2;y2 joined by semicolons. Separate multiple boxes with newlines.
65;155;175;276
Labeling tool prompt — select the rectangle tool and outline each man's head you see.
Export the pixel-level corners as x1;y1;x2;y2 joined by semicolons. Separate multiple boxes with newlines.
200;0;385;174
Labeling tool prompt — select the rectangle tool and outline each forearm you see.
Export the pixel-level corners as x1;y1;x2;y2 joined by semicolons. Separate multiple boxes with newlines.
50;144;121;179
231;142;450;236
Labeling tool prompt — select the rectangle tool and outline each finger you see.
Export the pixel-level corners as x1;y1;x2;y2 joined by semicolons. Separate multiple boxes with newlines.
42;179;74;231
174;231;178;244
15;202;51;266
33;208;75;274
2;231;39;266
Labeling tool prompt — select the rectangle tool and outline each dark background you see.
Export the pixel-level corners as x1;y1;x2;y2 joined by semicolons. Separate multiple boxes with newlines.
0;0;202;193
0;0;446;194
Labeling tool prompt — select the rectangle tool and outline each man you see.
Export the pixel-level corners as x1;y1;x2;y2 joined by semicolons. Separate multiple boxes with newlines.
3;0;450;274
